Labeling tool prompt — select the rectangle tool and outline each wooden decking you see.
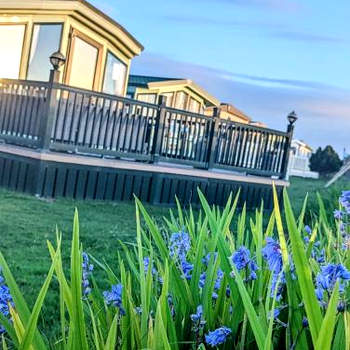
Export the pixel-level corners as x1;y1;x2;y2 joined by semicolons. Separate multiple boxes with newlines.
0;143;289;187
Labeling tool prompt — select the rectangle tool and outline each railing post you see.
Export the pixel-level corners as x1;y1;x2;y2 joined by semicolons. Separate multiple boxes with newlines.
280;111;297;179
38;69;60;151
207;107;220;170
152;95;167;163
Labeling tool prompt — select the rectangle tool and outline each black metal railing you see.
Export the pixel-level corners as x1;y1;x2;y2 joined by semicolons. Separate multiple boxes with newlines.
0;79;49;147
0;77;294;179
49;84;159;161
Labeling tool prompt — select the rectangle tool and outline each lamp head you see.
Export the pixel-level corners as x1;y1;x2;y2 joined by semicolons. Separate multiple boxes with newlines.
49;51;66;71
287;111;298;125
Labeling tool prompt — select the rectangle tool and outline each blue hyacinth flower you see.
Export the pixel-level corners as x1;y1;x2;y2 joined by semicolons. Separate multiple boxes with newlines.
103;283;125;315
82;252;93;296
205;326;232;347
231;246;259;281
169;231;191;262
262;238;283;275
334;209;343;220
340;191;350;214
315;263;350;302
0;268;13;334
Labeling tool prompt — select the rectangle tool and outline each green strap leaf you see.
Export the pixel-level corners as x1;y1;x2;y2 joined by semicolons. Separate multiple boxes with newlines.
316;283;339;350
283;189;323;346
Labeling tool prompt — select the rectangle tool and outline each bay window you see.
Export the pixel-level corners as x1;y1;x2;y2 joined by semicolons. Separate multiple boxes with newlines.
0;24;25;79
27;23;62;81
67;32;100;90
103;52;127;96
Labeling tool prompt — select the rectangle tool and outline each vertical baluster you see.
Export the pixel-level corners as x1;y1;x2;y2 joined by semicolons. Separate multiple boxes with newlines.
192;117;200;161
102;99;112;150
275;135;286;173
60;90;71;142
139;107;149;154
52;89;62;142
240;128;250;168
19;85;30;137
9;84;19;135
115;102;125;152
108;101;119;151
2;83;13;134
250;130;259;169
27;86;38;138
254;130;263;169
0;83;6;133
74;93;85;146
270;135;280;173
68;91;78;144
95;97;107;149
14;85;25;136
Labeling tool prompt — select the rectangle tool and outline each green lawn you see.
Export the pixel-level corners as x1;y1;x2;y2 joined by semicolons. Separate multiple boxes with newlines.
0;175;348;340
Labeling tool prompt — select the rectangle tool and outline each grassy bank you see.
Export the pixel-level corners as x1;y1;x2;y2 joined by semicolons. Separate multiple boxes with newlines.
0;176;347;339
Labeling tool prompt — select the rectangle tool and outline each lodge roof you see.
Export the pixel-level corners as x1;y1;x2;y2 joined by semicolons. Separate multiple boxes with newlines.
0;0;144;56
206;103;251;122
128;74;220;107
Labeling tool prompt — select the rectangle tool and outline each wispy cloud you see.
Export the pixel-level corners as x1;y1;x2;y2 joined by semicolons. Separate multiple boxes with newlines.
272;31;345;43
164;15;283;29
131;52;350;153
192;0;303;12
220;73;339;90
165;15;345;44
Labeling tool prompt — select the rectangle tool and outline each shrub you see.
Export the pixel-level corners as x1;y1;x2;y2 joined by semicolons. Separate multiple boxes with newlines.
310;146;342;175
0;188;349;349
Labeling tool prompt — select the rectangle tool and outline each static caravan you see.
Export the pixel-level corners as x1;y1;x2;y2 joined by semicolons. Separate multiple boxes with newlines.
0;0;143;96
127;75;220;113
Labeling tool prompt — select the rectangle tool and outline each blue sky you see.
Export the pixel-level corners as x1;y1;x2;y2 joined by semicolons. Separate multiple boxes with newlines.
91;0;349;155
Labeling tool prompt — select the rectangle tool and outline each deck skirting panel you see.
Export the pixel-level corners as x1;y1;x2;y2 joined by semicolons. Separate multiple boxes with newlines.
0;149;284;209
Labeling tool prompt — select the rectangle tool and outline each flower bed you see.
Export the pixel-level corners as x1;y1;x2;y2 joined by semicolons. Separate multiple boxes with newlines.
0;188;349;349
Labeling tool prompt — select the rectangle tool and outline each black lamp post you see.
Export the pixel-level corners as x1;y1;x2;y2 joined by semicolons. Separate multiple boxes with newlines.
281;111;298;179
287;110;298;125
287;110;297;133
49;51;66;83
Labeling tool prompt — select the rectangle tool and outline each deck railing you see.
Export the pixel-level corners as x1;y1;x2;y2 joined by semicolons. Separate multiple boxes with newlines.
0;76;294;179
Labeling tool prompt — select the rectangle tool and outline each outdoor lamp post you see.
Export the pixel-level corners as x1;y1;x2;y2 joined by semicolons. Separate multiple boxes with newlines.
287;110;298;132
281;110;298;179
49;51;66;83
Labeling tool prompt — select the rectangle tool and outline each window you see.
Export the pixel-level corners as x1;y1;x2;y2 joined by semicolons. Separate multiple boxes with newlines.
161;92;174;107
136;93;157;104
174;91;188;110
67;32;100;90
0;24;25;79
189;98;200;113
103;52;127;96
27;24;62;81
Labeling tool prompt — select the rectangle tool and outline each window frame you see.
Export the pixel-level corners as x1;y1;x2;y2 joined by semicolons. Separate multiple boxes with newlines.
174;90;189;111
64;27;103;91
188;97;201;113
160;92;174;107
102;49;128;96
26;22;64;81
136;93;157;104
0;22;28;80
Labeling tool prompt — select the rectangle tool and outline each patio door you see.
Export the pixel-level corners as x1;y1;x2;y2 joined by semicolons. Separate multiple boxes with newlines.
65;29;102;90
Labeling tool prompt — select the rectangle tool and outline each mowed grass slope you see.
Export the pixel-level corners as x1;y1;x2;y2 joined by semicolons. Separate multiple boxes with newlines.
0;175;347;340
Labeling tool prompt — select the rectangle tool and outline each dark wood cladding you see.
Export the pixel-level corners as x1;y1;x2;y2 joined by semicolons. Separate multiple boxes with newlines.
0;151;283;209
